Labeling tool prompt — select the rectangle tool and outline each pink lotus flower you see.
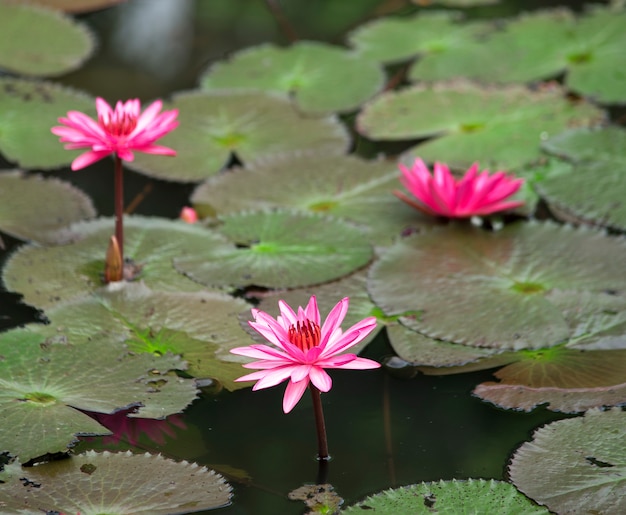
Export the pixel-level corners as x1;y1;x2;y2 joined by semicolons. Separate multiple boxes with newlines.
180;206;199;223
394;158;524;218
51;97;178;170
231;296;379;413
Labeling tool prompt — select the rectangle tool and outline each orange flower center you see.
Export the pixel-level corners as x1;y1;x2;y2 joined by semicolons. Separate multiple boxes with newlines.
288;320;321;352
100;112;138;137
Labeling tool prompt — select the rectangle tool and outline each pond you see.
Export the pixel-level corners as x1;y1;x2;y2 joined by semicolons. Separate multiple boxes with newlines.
0;0;625;514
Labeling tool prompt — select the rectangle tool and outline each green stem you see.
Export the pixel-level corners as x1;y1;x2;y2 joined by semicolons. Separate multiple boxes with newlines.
114;153;124;263
309;384;329;460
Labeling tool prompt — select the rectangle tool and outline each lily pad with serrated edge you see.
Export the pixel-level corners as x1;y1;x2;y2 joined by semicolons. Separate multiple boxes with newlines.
175;209;373;289
126;90;350;182
242;269;383;354
539;127;626;231
199;41;385;115
2;216;232;311
367;221;626;350
342;478;549;514
0;78;95;169
27;282;253;391
0;2;95;77
0;450;232;514
0;170;95;244
509;408;626;514
0;329;197;462
190;154;434;246
348;11;490;64
356;81;604;171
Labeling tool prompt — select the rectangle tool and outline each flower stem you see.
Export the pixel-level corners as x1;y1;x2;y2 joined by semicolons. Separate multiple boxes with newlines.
114;153;124;263
309;385;329;460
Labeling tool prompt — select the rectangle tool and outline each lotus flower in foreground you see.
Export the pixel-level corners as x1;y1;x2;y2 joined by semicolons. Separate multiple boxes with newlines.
231;296;379;413
51;97;179;170
394;158;524;218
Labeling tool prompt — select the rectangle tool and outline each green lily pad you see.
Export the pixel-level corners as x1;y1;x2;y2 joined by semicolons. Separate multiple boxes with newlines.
356;81;604;170
348;11;489;64
0;78;95;169
343;479;549;514
29;0;125;13
368;222;626;350
28;282;253;391
539;127;626;231
175;209;373;289
190;154;433;246
244;269;383;353
0;2;95;77
2;216;231;311
509;408;626;514
199;41;385;114
0;329;197;462
0;170;95;244
426;0;500;4
127;90;350;182
0;451;232;514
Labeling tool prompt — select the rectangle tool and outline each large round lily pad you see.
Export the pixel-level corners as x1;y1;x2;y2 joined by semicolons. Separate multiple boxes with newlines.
0;78;95;169
343;479;549;514
0;329;197;462
368;222;626;350
356;81;604;170
190;154;432;245
2;216;231;310
539;127;626;231
127;90;350;182
0;170;95;244
0;451;232;514
28;282;253;391
0;2;95;77
200;41;385;115
509;408;626;514
175;209;373;289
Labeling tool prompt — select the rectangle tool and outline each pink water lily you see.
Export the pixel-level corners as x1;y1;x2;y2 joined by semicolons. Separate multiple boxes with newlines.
231;296;379;413
51;97;178;170
394;158;524;218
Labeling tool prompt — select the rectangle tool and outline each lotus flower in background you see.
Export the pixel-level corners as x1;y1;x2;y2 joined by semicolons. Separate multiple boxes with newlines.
231;296;379;414
180;206;199;223
51;97;179;171
394;158;524;218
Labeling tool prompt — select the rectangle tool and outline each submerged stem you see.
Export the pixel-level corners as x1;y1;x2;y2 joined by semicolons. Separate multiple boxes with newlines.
114;153;124;262
309;385;329;461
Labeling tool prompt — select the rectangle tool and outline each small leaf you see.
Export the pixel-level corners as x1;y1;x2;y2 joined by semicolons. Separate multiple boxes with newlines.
509;408;626;514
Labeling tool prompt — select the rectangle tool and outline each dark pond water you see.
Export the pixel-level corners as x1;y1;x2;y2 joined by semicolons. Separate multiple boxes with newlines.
0;0;607;513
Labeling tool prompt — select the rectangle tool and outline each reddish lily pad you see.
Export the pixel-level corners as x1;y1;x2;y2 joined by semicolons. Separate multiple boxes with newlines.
509;408;626;515
356;81;604;170
0;329;197;462
368;222;626;350
0;170;95;244
0;451;232;514
28;0;126;13
127;90;350;182
199;41;385;114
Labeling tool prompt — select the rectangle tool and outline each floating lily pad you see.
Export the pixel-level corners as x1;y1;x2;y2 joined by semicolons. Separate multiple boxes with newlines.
0;78;95;169
0;450;232;514
0;170;95;244
175;209;373;289
356;81;604;170
28;282;253;391
0;2;95;77
343;479;549;514
127;90;350;182
0;329;197;462
509;408;626;514
2;216;231;311
423;0;500;4
368;222;626;350
538;127;626;231
199;41;385;114
348;11;489;64
29;0;126;13
190;154;432;245
244;269;383;353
